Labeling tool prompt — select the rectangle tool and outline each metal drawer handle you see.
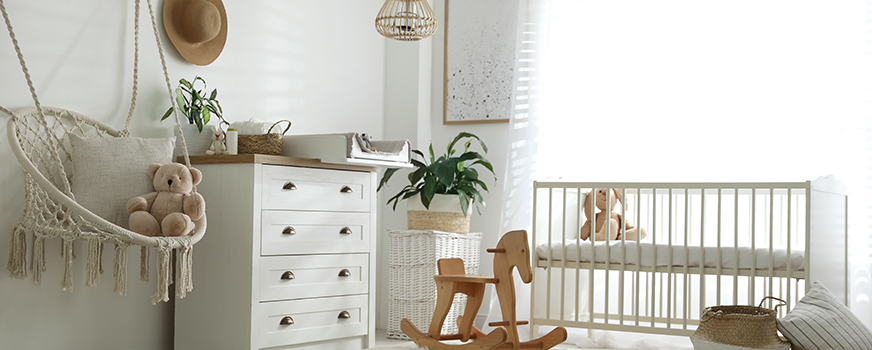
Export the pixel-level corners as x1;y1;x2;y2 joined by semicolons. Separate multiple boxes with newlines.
338;269;351;277
282;226;296;235
340;185;353;193
281;271;295;280
339;227;352;235
338;311;351;319
280;316;294;325
283;182;297;190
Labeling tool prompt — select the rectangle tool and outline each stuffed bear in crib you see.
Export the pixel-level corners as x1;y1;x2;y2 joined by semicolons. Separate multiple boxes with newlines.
580;188;646;242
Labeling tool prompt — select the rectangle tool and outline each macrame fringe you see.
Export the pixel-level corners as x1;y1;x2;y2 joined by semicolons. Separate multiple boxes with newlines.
7;224;27;279
61;239;74;291
152;248;172;304
113;244;129;296
140;246;149;282
31;236;45;285
176;246;193;298
98;241;104;274
86;239;101;287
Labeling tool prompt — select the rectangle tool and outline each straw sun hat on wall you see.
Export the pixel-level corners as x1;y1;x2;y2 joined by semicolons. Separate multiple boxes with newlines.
163;0;227;66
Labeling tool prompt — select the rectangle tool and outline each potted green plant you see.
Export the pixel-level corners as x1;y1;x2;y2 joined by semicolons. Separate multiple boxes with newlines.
377;132;497;233
162;76;224;132
162;76;225;156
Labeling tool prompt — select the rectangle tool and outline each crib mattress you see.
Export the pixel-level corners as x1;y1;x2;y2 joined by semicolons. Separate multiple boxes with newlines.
536;241;805;271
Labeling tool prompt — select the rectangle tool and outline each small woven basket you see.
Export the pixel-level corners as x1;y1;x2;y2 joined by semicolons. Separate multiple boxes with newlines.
237;120;291;155
690;297;791;350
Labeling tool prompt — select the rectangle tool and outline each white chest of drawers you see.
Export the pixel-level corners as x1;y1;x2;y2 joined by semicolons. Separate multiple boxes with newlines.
175;155;378;350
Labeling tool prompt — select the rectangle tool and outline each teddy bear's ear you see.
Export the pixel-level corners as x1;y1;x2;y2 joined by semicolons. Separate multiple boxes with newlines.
147;163;163;180
189;167;203;186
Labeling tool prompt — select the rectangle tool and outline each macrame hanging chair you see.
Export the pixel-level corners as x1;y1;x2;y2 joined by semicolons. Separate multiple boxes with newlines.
1;0;206;304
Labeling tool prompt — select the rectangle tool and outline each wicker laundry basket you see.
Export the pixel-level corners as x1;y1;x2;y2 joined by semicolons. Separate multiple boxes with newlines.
387;229;482;340
690;297;791;350
237;120;291;155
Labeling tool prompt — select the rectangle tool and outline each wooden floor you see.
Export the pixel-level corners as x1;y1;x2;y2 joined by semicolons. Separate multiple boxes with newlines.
372;329;621;350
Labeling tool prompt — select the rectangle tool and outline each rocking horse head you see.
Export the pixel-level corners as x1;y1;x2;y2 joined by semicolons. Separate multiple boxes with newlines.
495;230;533;283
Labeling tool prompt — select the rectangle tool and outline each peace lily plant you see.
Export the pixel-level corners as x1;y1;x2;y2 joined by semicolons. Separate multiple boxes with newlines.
378;132;497;217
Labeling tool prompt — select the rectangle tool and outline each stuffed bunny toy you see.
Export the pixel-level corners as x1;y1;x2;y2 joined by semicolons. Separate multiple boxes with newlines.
580;188;646;242
205;124;226;155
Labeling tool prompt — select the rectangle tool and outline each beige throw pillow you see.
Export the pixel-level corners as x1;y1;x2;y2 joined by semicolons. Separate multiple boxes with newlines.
69;134;175;228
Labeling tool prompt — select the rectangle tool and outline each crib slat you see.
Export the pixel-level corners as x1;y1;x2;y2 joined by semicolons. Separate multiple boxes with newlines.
636;187;642;327
619;188;627;326
751;189;757;304
589;187;596;329
734;187;740;305
531;183;539;336
575;187;582;323
546;188;553;319
651;188;657;327
716;189;722;307
699;189;706;323
786;188;792;313
604;188;611;325
667;189;673;328
769;188;776;306
560;188;567;322
683;190;689;330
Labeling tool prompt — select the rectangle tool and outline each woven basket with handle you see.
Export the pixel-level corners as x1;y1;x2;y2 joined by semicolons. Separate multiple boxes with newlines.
690;297;791;350
237;120;291;155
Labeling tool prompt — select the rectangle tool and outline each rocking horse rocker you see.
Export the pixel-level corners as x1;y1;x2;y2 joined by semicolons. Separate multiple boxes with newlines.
401;230;567;350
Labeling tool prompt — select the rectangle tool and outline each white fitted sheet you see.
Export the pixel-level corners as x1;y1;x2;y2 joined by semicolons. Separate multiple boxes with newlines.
536;241;805;271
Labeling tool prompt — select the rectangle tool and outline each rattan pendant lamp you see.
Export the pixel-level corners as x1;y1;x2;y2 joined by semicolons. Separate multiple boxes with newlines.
375;0;437;41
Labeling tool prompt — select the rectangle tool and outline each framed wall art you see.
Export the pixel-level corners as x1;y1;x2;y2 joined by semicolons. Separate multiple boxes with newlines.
443;0;518;125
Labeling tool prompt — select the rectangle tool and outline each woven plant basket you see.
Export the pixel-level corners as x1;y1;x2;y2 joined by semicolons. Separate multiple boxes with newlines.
237;120;291;155
690;297;791;350
406;194;472;234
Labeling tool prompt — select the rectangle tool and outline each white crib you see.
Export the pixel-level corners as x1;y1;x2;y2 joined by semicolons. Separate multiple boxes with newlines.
529;176;849;338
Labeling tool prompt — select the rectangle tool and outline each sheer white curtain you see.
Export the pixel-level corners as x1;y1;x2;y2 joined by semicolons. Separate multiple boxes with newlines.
489;0;870;348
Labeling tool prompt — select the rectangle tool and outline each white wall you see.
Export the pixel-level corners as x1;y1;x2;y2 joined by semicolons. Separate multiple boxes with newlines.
0;1;385;349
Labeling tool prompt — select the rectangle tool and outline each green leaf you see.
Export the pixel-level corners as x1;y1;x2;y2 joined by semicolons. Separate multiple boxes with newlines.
202;108;210;125
458;192;470;216
179;78;193;89
210;89;217;100
161;108;173;121
377;168;400;191
422;178;438;208
428;144;435;163
432;159;457;188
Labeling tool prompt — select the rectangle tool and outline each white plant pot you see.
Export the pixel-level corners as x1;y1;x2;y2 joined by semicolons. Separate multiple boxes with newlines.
174;124;213;158
406;193;472;233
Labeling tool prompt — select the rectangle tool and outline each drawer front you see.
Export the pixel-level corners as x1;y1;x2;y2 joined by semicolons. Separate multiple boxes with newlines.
258;295;368;349
261;211;370;255
259;254;369;302
262;165;371;212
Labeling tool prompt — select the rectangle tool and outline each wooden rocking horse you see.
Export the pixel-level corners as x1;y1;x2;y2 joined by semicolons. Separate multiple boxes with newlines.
401;230;567;350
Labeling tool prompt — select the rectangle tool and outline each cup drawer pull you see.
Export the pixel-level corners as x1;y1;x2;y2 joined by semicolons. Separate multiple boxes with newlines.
339;227;352;235
338;269;351;277
338;311;351;319
280;316;294;325
340;185;353;193
281;271;295;280
282;226;296;235
283;182;297;190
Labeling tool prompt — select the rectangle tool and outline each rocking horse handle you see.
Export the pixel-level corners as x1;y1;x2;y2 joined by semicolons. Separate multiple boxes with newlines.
486;248;505;253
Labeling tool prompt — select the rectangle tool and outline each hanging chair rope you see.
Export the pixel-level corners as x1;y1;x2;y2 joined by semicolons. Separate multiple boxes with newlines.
1;0;204;303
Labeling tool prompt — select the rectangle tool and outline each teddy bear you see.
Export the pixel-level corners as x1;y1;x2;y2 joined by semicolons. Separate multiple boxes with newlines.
127;163;205;237
205;124;226;155
579;188;646;242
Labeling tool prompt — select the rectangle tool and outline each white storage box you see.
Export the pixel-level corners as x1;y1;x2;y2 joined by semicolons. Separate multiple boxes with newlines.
281;133;412;167
387;230;482;340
